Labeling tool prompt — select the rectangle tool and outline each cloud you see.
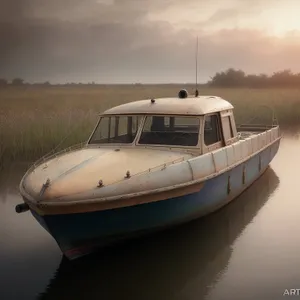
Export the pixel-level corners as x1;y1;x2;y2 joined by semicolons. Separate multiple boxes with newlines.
1;0;300;83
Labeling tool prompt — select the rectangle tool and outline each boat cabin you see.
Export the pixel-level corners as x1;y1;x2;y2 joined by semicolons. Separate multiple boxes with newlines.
88;91;239;155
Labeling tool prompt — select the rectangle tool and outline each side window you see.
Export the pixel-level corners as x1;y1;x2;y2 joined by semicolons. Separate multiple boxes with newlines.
221;116;234;141
204;115;221;146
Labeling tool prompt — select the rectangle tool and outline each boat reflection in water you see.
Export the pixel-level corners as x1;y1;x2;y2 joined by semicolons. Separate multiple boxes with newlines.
39;167;279;300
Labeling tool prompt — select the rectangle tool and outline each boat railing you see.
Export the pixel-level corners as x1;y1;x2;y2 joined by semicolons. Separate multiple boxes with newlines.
237;104;279;130
100;156;187;188
138;156;186;175
27;142;86;173
238;124;276;128
236;124;277;133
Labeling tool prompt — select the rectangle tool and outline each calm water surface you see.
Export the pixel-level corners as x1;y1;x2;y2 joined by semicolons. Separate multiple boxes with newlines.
1;133;300;300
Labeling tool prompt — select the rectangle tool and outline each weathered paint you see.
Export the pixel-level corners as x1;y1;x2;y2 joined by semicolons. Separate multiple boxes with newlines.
23;148;193;201
31;183;205;215
233;142;243;162
252;135;259;153
245;138;253;157
258;133;264;149
188;152;215;178
261;132;267;147
271;127;276;140
225;145;235;166
29;139;280;260
241;140;248;159
212;148;228;172
266;130;271;144
102;96;233;116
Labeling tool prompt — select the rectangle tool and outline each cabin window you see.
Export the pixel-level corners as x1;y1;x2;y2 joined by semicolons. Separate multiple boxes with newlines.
138;116;200;146
204;114;222;145
89;115;142;144
221;116;234;141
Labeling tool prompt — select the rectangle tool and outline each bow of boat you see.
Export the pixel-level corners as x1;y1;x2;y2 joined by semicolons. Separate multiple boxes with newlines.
19;146;198;214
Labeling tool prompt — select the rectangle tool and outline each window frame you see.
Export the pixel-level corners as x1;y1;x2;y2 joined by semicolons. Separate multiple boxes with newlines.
202;113;223;152
136;114;202;149
87;114;143;145
220;111;237;146
87;114;203;150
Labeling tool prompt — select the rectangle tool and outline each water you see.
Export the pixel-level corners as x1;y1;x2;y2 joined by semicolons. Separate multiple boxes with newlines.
1;133;300;300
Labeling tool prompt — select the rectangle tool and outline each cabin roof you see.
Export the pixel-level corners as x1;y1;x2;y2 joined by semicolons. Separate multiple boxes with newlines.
102;96;234;116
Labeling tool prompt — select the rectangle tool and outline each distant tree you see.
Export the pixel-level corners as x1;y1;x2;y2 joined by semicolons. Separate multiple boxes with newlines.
209;68;246;87
208;68;300;88
269;69;294;87
245;73;268;88
12;78;24;85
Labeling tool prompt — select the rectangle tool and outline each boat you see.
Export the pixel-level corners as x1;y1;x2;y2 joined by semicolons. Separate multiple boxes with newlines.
42;168;279;299
16;89;281;260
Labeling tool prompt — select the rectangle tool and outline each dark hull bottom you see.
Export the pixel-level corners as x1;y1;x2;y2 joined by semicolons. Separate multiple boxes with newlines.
31;140;280;260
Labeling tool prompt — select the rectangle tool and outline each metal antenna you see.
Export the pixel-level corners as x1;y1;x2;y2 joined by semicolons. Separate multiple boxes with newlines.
195;36;199;97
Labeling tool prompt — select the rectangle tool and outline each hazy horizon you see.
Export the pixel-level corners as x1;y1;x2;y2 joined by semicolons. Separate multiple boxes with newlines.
2;0;300;84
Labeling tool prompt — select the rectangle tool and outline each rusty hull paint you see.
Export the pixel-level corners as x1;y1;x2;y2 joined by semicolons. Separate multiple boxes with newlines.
35;182;205;215
23;147;193;201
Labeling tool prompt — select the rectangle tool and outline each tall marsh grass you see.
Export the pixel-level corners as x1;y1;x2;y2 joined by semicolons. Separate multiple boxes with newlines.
1;85;300;165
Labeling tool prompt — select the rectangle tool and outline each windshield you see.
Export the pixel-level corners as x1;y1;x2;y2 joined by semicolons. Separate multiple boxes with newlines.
89;115;142;144
138;116;200;146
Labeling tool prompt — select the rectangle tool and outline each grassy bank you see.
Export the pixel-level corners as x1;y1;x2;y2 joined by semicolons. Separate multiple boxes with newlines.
1;85;300;165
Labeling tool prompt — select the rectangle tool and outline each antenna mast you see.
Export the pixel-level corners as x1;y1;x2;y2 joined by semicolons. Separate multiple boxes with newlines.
195;36;199;97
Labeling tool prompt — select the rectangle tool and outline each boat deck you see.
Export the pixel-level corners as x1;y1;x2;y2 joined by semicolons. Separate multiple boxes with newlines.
237;124;278;140
238;131;259;140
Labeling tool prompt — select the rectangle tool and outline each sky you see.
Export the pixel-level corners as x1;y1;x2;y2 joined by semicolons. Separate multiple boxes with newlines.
1;0;300;83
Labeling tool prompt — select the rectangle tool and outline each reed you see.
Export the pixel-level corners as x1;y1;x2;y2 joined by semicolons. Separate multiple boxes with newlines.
1;85;300;164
